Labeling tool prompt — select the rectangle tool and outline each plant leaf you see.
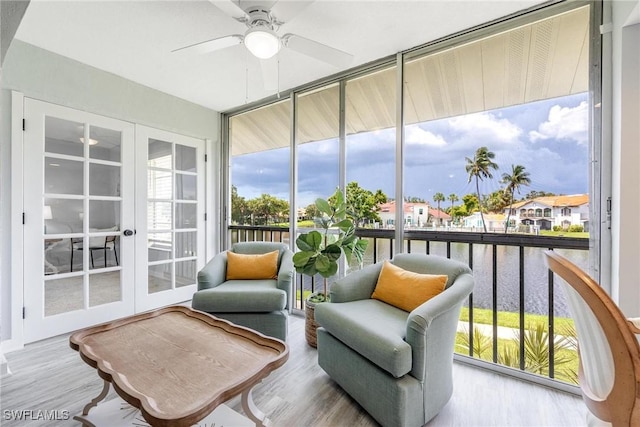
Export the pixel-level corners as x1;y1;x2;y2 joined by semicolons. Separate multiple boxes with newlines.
292;251;313;269
335;219;352;232
323;244;342;262
315;198;332;216
296;231;322;252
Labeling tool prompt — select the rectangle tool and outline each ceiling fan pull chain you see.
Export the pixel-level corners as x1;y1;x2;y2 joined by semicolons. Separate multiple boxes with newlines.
245;50;249;105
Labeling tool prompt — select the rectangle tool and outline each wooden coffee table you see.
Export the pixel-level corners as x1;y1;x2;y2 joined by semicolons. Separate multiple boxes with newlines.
70;306;289;426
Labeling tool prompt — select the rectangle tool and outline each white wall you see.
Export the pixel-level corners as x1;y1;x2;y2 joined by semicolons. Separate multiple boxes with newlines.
0;40;219;346
610;0;640;316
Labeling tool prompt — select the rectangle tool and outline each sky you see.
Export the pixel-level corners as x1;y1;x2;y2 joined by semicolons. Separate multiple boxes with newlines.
231;92;589;208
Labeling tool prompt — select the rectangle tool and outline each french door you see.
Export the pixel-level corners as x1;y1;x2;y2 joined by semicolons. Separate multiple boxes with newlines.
23;99;135;342
134;126;205;312
23;100;205;342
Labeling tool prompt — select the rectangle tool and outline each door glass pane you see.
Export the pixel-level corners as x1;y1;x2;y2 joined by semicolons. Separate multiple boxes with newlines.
88;234;119;270
148;202;172;230
89;271;121;306
176;231;196;258
175;260;196;288
149;263;172;293
89;126;122;161
45;276;83;316
45;117;84;157
176;174;196;200
45;158;84;195
148;170;172;199
44;238;71;275
176;203;196;229
149;233;172;261
44;198;83;234
149;139;172;168
89;200;120;230
176;145;196;172
90;163;121;196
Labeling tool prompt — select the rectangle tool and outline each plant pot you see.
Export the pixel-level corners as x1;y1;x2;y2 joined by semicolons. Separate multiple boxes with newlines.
304;295;326;348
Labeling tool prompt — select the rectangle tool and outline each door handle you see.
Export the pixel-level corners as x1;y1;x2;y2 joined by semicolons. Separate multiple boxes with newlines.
123;229;135;236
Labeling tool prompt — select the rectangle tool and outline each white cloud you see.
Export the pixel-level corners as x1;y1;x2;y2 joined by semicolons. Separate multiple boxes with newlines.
405;126;447;147
528;101;588;145
448;111;522;144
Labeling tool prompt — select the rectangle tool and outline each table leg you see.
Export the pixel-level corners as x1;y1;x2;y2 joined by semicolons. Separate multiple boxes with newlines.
81;380;110;416
241;384;271;427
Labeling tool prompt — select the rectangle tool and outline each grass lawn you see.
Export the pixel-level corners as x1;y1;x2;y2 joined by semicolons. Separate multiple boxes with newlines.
539;230;589;238
459;307;576;333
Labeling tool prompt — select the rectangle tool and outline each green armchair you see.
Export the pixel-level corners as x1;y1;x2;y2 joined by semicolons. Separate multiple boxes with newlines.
192;242;294;341
314;253;474;427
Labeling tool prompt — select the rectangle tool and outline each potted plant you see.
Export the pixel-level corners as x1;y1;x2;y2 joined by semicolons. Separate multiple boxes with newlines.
293;188;368;347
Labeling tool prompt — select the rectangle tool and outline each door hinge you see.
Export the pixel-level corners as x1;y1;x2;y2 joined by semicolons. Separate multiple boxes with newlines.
22;119;25;131
22;307;26;319
204;213;207;221
606;196;612;230
22;212;25;225
204;154;208;162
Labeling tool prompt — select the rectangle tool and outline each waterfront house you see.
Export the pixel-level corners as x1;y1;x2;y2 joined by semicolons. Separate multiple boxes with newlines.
506;194;589;231
378;201;451;228
461;212;506;232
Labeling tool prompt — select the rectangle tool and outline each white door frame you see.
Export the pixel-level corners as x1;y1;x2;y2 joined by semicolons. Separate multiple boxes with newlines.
22;98;136;342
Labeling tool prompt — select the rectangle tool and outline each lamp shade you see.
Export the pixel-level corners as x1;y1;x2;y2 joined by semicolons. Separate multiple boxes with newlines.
244;27;280;59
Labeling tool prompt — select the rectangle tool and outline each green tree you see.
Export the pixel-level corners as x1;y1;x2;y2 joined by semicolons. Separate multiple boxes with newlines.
433;192;445;226
304;202;321;220
331;182;388;227
462;193;480;214
485;189;510;213
405;196;425;203
247;194;289;225
501;164;531;233
231;185;249;224
465;147;499;232
523;190;556;201
447;193;459;223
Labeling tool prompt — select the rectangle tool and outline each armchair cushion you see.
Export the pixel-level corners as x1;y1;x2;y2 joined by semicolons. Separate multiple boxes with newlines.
371;261;447;312
226;250;278;280
191;279;286;312
314;299;412;378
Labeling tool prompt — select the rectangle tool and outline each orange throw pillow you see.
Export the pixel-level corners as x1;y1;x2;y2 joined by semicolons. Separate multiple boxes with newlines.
371;261;448;312
226;250;279;280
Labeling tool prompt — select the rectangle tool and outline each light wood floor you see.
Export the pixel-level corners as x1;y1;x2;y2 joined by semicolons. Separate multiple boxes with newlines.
1;314;587;427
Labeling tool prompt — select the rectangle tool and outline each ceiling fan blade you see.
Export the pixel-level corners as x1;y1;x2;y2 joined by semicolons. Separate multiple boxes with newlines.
208;0;250;21
271;1;314;24
283;34;353;68
172;34;243;54
260;57;278;91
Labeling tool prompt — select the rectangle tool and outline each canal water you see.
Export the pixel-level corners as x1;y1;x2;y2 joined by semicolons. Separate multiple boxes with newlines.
357;240;589;318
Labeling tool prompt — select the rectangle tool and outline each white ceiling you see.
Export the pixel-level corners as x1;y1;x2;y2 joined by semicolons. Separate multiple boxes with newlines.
14;0;549;113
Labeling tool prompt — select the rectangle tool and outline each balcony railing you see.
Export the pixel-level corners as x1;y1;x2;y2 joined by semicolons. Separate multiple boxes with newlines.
229;224;588;391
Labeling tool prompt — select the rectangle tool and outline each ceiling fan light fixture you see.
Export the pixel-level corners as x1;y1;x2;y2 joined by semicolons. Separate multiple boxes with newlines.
244;27;280;59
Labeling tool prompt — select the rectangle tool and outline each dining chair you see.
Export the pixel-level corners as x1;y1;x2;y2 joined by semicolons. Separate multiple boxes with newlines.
70;235;119;271
544;250;640;427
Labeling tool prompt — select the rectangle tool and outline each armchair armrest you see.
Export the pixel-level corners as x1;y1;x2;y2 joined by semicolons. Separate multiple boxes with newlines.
277;250;294;309
405;273;474;379
196;252;228;290
329;263;384;303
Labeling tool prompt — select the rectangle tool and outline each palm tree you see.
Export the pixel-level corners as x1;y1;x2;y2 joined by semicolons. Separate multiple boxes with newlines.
501;164;531;233
433;192;445;226
447;193;459;223
465;147;498;232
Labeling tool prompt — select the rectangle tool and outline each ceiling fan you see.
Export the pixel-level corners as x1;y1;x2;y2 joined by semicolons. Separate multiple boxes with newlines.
172;0;354;69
